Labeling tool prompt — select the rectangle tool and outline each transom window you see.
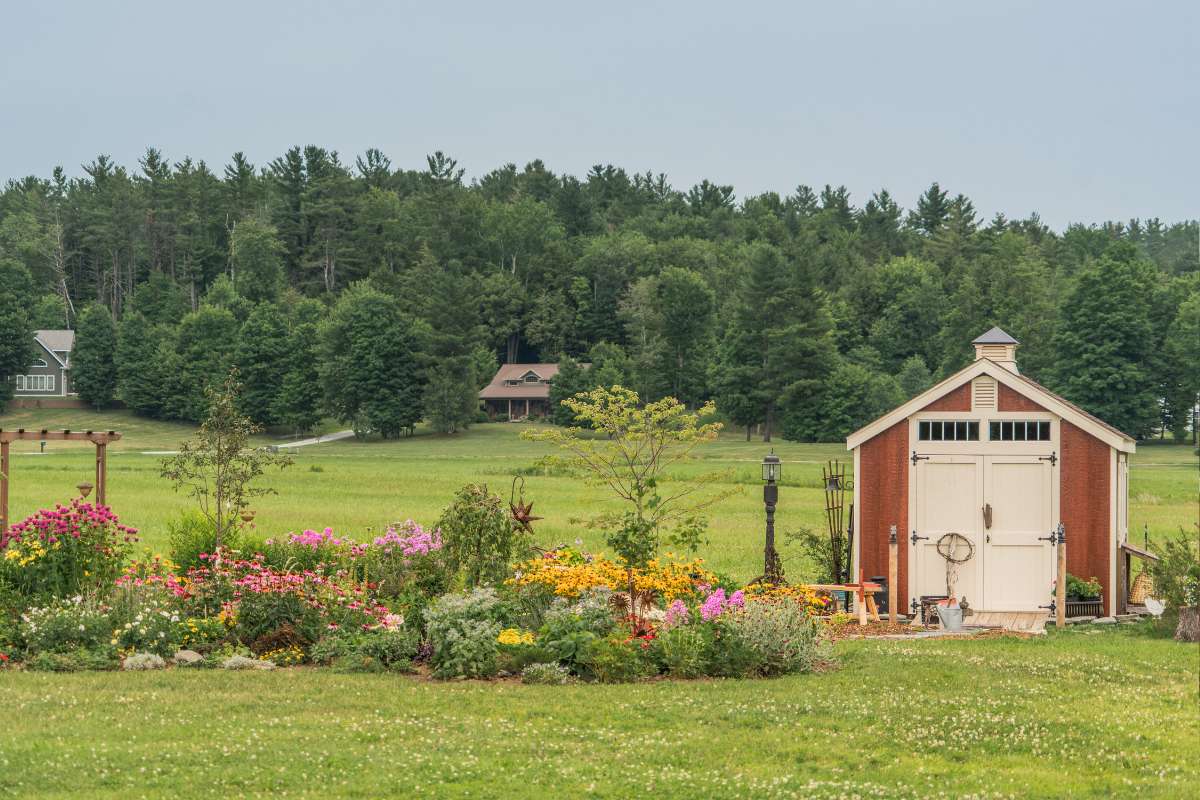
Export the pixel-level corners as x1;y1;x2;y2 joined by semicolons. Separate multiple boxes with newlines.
990;420;1051;441
918;420;980;441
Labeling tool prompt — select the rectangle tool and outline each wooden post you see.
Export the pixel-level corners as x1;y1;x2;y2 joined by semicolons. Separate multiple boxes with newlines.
888;524;899;622
1;440;9;539
95;442;107;506
1056;523;1067;628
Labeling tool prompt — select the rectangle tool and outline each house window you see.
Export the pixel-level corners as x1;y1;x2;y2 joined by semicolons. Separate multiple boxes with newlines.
31;358;48;368
16;374;55;393
989;420;1051;441
918;420;979;441
522;372;540;383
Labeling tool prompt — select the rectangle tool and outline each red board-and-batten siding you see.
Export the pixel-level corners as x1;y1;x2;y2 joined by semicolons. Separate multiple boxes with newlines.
857;381;1111;614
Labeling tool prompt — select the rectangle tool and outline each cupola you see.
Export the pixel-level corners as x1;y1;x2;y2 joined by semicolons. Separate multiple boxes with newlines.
972;327;1019;374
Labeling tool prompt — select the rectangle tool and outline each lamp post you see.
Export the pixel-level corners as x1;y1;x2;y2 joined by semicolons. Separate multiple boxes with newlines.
762;452;782;583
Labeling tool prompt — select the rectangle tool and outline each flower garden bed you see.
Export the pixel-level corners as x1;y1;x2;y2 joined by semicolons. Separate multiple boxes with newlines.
0;499;837;683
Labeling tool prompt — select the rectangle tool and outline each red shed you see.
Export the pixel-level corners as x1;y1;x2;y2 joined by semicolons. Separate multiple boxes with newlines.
846;328;1136;618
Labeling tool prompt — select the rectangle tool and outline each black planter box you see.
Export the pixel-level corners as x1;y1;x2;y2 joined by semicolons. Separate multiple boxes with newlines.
1065;598;1103;617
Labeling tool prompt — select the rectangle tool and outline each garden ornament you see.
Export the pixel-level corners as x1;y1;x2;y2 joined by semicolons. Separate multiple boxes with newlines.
509;476;542;533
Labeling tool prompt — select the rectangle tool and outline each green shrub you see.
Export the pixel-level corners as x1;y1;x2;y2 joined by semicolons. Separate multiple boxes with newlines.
437;484;530;588
107;587;184;657
26;647;118;672
537;599;616;672
1065;573;1103;600
19;596;111;654
721;601;826;677
424;588;505;679
1149;529;1200;611
579;634;653;683
168;511;237;573
653;624;711;678
310;627;419;673
521;662;574;685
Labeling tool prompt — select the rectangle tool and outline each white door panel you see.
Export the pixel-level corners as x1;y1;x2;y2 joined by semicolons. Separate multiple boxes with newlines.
913;457;983;604
982;457;1054;611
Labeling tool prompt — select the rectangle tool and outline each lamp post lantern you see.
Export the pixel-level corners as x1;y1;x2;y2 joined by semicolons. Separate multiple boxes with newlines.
761;452;783;583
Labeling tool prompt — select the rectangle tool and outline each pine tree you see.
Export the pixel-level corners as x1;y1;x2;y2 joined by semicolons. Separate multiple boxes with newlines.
230;217;285;302
71;304;118;408
234;303;289;426
171;306;239;422
274;301;324;433
0;293;32;407
897;355;933;398
115;312;164;416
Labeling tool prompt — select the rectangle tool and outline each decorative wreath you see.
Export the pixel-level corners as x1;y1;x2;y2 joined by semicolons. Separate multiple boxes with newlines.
936;532;975;564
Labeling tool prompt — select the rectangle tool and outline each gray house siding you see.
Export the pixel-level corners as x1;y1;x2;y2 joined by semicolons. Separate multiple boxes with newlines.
12;335;72;398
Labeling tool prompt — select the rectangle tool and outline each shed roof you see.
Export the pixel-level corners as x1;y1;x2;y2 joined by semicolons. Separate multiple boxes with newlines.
971;326;1020;345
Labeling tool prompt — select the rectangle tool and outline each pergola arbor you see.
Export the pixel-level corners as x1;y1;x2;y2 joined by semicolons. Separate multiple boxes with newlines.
0;429;122;537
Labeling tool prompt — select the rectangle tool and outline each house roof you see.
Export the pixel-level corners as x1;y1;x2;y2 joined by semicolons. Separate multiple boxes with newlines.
845;358;1136;453
478;363;560;400
972;326;1019;345
33;330;74;367
35;330;75;353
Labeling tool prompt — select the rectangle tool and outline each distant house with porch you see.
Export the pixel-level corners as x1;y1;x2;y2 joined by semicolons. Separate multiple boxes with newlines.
479;363;560;420
11;330;76;403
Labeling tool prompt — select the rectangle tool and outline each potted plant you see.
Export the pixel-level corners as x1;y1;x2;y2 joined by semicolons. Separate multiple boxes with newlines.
1064;573;1103;617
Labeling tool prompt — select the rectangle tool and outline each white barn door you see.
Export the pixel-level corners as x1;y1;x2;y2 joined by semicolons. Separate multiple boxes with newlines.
981;457;1054;611
912;457;984;604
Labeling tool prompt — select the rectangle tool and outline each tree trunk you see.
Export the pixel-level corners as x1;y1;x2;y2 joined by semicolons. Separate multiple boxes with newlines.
1176;607;1200;643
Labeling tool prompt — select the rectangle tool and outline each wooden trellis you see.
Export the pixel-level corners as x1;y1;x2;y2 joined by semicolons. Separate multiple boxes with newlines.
0;429;122;538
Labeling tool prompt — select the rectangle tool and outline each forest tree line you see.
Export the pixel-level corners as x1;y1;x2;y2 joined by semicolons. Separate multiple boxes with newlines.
0;146;1196;441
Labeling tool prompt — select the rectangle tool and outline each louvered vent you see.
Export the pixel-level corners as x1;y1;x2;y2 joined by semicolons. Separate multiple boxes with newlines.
973;376;997;411
977;344;1010;361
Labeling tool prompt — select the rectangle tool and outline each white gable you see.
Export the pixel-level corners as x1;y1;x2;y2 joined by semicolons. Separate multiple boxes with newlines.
846;359;1136;453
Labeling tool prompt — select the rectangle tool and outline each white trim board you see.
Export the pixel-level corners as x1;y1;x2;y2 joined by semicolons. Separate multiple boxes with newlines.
846;359;1136;454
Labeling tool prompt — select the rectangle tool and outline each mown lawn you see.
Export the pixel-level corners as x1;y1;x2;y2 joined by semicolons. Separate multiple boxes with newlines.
0;623;1195;799
1;410;1195;581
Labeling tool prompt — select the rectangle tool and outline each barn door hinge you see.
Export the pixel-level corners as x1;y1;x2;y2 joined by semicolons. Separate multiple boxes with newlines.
910;530;929;545
1039;524;1065;545
1039;599;1057;615
1038;451;1058;466
911;451;929;465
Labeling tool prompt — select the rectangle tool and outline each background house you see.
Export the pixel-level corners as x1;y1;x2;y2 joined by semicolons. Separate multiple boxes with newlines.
11;330;76;405
479;364;559;420
847;327;1136;618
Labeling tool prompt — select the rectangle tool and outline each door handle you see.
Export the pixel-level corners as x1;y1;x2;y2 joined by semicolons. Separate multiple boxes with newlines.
982;503;993;530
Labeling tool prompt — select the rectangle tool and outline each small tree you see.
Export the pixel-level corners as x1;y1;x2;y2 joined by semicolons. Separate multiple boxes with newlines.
437;483;529;588
160;369;292;548
523;386;732;609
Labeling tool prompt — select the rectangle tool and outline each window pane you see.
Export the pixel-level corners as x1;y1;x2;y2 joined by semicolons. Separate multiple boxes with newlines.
955;421;967;440
1014;421;1026;440
931;421;943;441
989;421;1000;440
919;421;930;440
1002;421;1013;440
969;421;979;440
1039;421;1050;441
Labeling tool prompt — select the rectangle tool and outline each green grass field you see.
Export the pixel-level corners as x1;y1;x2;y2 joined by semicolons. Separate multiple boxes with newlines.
0;623;1194;799
1;410;1197;799
2;409;1195;581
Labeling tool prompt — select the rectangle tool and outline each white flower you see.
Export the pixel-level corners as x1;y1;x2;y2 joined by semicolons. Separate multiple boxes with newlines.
79;625;86;632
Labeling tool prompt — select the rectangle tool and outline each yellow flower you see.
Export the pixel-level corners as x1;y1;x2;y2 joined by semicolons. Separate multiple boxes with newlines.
497;628;535;646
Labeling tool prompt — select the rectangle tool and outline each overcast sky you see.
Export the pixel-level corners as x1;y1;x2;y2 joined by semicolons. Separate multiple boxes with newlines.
2;1;1195;229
